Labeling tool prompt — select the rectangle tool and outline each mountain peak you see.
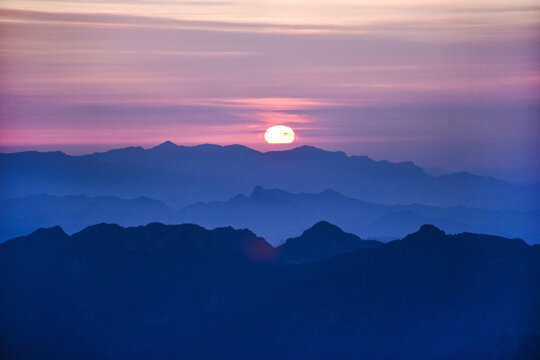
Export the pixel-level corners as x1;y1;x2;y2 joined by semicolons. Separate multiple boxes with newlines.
417;224;445;236
400;224;446;243
223;144;260;153
152;140;178;150
306;220;344;234
395;224;447;245
293;145;321;152
72;223;124;238
293;221;362;244
29;226;68;239
280;221;382;264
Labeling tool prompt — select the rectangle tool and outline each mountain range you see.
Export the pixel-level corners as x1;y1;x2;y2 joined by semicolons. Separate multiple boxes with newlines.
180;186;539;244
2;187;538;244
1;222;539;359
2;141;537;210
2;141;538;358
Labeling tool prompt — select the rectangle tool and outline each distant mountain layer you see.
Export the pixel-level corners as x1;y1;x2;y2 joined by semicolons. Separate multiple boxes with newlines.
0;194;178;241
1;141;537;209
180;186;540;244
1;223;539;359
2;188;538;244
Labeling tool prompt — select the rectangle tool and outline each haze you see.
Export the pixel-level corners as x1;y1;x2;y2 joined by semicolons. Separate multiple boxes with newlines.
0;0;539;181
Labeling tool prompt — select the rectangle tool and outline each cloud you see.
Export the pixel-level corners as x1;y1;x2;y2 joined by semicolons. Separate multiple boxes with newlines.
0;4;538;174
2;7;539;37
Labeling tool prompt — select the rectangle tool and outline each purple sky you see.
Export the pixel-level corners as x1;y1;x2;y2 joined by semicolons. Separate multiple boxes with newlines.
0;1;539;181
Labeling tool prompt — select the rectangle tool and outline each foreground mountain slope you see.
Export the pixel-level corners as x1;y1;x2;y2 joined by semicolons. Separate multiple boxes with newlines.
196;225;540;359
0;223;284;359
1;222;539;359
1;142;536;209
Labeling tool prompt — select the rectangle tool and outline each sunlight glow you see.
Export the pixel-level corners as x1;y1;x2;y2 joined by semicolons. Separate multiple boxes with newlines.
264;125;295;144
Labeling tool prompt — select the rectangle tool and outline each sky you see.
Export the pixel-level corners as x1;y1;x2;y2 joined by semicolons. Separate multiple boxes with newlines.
0;0;539;181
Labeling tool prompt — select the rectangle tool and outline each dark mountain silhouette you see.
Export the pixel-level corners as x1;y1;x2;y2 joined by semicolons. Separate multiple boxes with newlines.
277;221;382;263
1;141;537;210
2;188;538;243
1;222;539;359
207;226;279;262
0;223;284;360
194;225;540;359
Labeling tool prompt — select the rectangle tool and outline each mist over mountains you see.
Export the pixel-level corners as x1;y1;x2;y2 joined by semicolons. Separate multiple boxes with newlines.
0;194;177;242
2;187;538;244
2;141;537;210
180;186;539;244
1;141;539;358
1;222;539;359
3;0;539;356
2;141;538;244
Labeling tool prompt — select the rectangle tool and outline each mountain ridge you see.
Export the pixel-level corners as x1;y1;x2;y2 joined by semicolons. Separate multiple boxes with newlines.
2;221;538;359
277;221;383;263
2;141;535;210
2;187;538;244
179;186;539;244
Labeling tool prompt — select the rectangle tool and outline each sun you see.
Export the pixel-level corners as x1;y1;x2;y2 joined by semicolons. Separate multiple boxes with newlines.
264;125;295;144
